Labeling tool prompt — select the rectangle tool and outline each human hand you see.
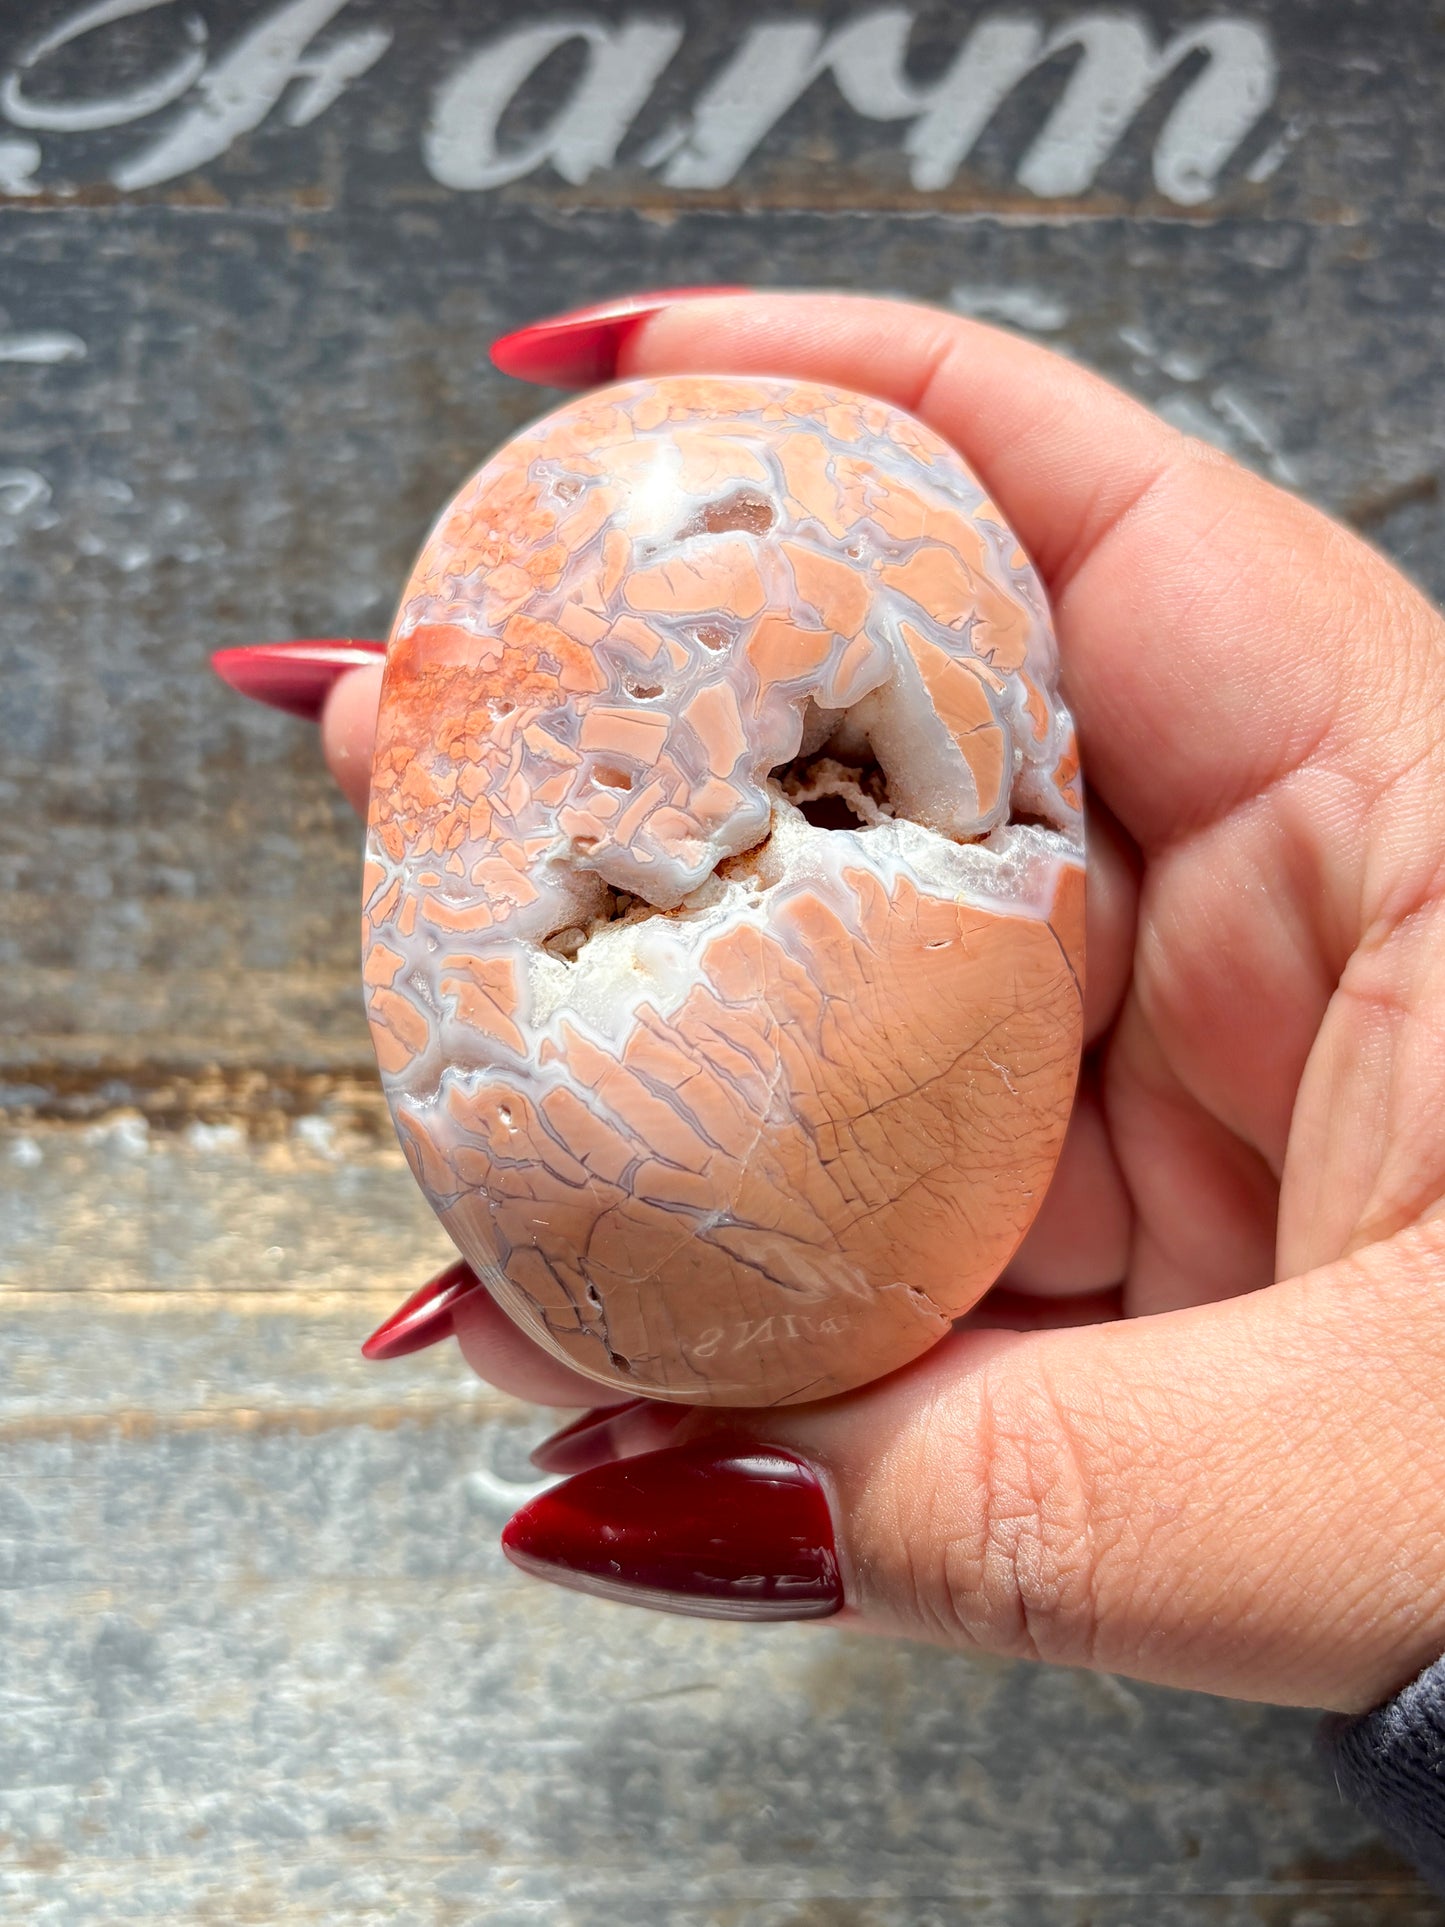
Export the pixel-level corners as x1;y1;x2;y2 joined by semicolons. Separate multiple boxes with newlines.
310;292;1445;1713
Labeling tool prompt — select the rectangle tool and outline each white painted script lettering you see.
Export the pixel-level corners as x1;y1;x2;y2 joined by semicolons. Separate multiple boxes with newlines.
0;3;1284;207
112;0;390;189
2;0;207;133
426;18;683;190
1004;16;1276;203
648;7;1276;203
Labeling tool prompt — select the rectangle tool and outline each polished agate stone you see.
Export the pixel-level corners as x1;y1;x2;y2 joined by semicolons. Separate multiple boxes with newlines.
364;376;1084;1406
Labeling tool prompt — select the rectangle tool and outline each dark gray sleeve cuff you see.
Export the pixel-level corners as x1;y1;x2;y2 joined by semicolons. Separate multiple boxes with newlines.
1320;1654;1445;1891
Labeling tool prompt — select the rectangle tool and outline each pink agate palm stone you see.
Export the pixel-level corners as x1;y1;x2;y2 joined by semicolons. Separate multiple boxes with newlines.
364;376;1084;1406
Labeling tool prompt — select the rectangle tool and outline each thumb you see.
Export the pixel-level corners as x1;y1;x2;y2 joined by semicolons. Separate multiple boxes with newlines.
508;1218;1445;1712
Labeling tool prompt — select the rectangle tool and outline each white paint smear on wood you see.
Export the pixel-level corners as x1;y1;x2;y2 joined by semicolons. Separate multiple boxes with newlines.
0;331;87;363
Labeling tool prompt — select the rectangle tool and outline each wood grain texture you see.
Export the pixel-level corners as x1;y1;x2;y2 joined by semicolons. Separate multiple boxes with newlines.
1;1130;1433;1923
2;0;1442;1915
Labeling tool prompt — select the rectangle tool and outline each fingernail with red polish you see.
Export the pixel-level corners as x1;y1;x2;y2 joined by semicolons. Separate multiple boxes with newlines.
502;1440;842;1621
361;1259;484;1361
529;1397;686;1477
490;286;750;389
212;639;386;721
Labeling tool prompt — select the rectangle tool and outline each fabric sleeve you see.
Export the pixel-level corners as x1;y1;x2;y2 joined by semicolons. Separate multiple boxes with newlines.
1319;1654;1445;1891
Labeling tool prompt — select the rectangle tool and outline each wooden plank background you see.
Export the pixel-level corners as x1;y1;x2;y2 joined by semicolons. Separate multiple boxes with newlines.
2;2;1443;1918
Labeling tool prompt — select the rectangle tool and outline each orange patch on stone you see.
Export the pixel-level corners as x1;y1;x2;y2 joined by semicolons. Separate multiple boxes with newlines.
879;545;977;629
368;986;431;1073
439;953;526;1053
775;432;849;538
625;536;768;620
782;541;871;639
682;680;749;776
745;611;834;686
578;706;671;765
898;620;1009;820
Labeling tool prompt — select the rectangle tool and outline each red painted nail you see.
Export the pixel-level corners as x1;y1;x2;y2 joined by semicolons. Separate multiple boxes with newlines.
211;639;386;721
502;1440;842;1621
529;1397;686;1476
361;1258;485;1361
490;286;750;388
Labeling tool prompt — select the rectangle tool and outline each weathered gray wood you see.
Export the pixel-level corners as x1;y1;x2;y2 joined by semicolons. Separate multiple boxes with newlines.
0;1133;1434;1923
2;1;1443;1916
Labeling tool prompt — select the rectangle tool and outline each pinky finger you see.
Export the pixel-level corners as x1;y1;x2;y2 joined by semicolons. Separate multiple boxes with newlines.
454;1289;638;1408
364;1260;634;1409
